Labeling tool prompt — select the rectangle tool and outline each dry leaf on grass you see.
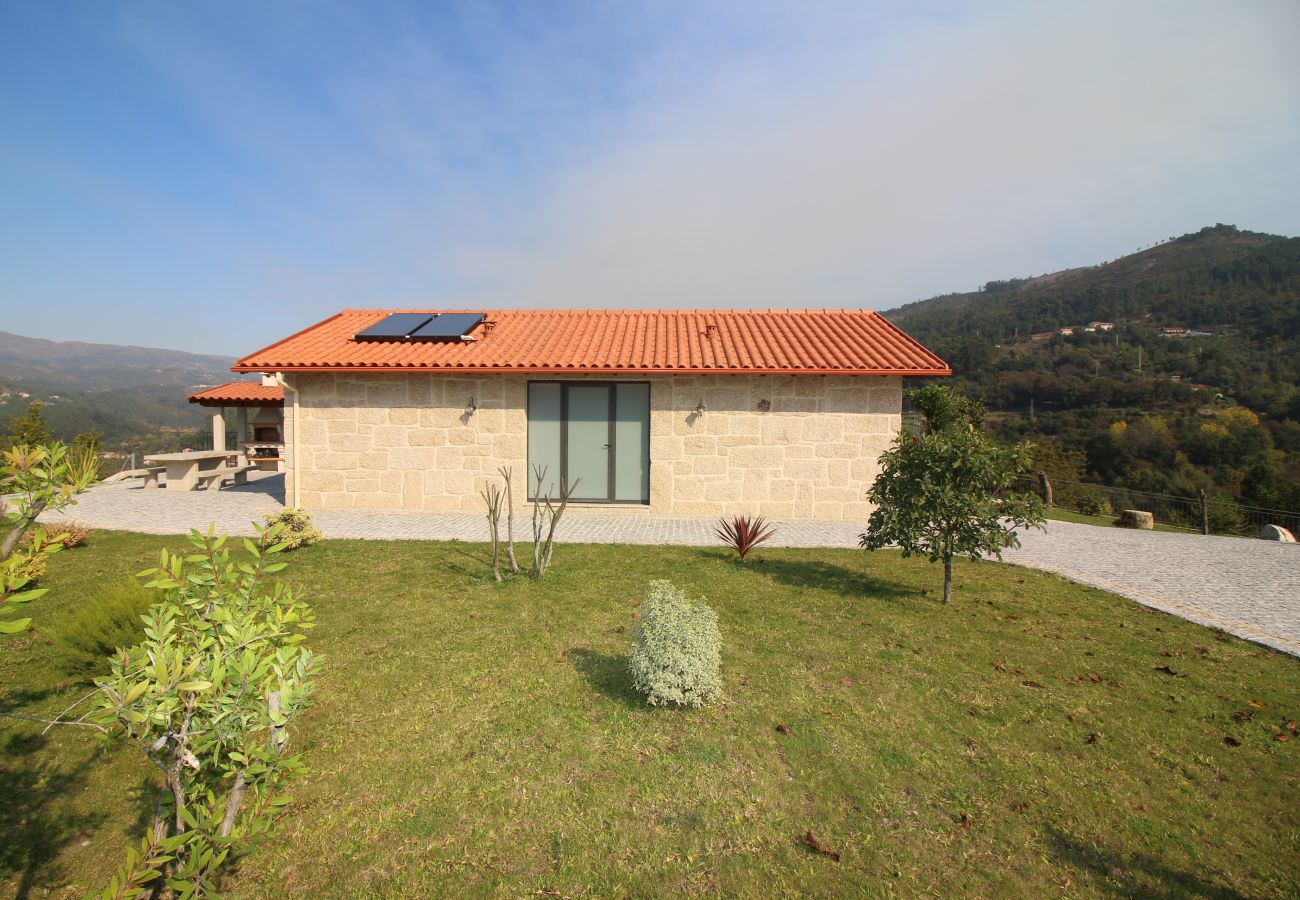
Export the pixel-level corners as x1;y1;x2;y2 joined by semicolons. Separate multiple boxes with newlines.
803;831;840;861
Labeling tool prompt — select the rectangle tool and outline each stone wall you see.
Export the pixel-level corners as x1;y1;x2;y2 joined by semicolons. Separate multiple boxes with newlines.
283;372;901;520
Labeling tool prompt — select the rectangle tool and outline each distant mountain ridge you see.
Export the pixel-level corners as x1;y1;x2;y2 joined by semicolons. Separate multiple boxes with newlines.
885;224;1299;344
0;330;244;447
0;330;236;390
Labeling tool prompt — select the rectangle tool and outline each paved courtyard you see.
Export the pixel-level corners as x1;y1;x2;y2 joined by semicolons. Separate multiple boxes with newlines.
37;473;1300;657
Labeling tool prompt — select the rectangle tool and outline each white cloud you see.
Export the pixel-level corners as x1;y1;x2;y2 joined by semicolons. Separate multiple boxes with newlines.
445;0;1300;310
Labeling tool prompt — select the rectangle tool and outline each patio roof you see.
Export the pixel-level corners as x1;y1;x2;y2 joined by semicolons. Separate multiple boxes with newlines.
188;382;285;407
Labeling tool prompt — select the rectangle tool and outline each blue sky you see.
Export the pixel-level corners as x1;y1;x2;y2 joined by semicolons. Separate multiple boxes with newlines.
2;0;1298;356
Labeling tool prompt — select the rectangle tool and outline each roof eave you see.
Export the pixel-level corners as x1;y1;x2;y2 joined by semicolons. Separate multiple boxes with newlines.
232;363;951;376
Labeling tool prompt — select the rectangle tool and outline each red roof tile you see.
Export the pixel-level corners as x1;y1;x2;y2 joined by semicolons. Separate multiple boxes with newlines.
188;382;285;406
232;309;949;376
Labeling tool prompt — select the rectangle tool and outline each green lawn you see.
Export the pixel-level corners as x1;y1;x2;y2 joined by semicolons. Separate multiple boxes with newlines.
3;531;1298;897
1045;508;1187;532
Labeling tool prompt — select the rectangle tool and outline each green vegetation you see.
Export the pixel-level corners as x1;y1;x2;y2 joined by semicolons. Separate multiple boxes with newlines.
50;579;153;681
88;528;316;895
3;533;1297;896
1;441;99;633
889;225;1300;512
862;385;1044;602
262;508;324;551
627;580;723;708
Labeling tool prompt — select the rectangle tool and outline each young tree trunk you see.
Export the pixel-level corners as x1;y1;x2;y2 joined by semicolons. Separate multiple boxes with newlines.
219;771;248;837
942;556;953;604
0;498;45;560
501;467;519;573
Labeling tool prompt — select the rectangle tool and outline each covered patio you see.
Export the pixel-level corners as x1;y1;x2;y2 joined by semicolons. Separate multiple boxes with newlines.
187;376;286;472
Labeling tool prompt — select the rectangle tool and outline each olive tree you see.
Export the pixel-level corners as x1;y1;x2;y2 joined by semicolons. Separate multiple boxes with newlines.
88;525;317;895
860;385;1044;603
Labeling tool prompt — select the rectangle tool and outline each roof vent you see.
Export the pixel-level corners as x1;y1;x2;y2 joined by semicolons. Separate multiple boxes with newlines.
355;313;485;342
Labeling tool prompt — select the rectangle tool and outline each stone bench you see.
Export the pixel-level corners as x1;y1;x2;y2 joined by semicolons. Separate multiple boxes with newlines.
195;464;259;491
121;466;167;489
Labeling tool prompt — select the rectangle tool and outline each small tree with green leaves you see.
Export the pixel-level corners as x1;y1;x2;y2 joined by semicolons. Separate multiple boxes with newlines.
5;400;54;448
860;385;1044;603
0;441;99;633
85;525;317;895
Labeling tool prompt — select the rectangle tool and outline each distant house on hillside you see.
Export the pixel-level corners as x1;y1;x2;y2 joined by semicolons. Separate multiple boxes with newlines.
1161;326;1188;336
1088;321;1117;331
1029;331;1055;342
1058;327;1075;337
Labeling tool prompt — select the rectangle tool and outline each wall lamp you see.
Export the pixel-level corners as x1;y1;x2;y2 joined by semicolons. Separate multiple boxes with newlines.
465;396;477;415
693;398;707;417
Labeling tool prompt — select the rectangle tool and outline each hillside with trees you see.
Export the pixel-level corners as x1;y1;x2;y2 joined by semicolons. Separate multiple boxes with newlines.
886;225;1300;514
0;331;239;457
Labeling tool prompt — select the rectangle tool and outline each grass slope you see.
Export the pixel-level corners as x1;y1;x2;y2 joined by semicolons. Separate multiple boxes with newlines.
2;532;1298;897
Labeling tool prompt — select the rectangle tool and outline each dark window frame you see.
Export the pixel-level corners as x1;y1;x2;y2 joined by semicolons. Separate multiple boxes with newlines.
526;380;651;505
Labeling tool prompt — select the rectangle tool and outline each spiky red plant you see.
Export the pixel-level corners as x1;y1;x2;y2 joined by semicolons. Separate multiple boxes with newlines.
715;515;777;560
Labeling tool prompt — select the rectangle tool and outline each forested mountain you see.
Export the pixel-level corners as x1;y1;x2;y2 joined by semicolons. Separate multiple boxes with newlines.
886;225;1300;513
0;331;239;450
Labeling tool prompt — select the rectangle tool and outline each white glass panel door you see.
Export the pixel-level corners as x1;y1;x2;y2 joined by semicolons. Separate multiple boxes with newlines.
527;383;562;499
613;383;650;503
565;385;612;501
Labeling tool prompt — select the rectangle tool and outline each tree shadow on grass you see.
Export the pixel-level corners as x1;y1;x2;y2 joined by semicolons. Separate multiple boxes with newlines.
753;557;917;603
0;731;108;899
440;542;495;579
1044;824;1249;899
0;687;57;717
566;648;648;710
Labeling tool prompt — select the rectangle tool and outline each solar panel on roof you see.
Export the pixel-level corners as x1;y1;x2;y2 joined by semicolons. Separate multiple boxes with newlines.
408;313;485;341
354;313;434;341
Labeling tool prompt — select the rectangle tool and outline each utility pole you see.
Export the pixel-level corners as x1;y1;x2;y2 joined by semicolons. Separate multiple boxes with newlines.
1029;396;1035;422
1137;346;1142;374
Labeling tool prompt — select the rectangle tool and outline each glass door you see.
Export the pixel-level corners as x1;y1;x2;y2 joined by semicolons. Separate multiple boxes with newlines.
564;384;613;501
527;381;651;503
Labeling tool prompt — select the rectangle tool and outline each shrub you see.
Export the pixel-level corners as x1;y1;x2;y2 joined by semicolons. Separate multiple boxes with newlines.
23;521;91;549
52;579;153;680
627;580;722;708
715;515;777;560
12;551;46;584
262;507;323;550
1075;491;1112;517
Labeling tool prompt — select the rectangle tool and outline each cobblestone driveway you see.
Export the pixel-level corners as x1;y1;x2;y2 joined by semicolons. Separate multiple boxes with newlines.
41;474;1300;656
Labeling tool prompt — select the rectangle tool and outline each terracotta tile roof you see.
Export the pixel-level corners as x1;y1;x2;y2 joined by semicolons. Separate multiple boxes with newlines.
232;309;949;376
188;382;285;406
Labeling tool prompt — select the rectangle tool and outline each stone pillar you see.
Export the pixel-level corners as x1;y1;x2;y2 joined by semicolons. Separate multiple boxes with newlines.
211;409;226;452
236;407;249;461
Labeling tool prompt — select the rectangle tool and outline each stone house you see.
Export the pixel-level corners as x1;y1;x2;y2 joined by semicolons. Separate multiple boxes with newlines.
230;309;949;520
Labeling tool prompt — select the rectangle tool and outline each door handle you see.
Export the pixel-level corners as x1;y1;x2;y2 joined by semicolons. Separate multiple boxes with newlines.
602;444;611;450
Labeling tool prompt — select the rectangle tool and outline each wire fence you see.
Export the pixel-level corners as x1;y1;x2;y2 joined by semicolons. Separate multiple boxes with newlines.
1008;475;1300;537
